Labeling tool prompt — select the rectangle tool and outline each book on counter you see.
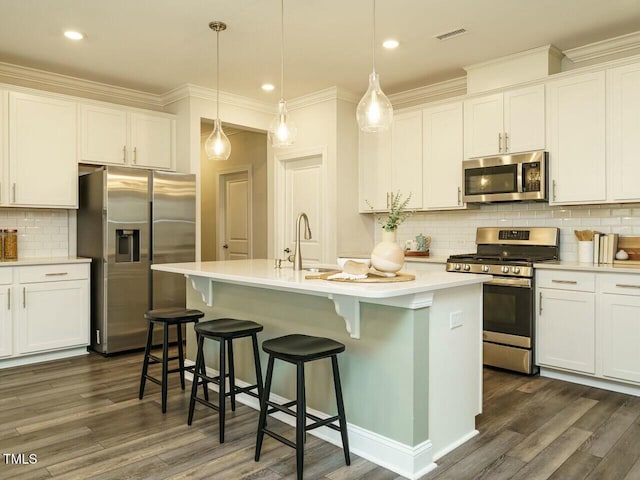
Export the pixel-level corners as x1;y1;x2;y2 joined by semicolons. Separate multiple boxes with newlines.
593;233;618;264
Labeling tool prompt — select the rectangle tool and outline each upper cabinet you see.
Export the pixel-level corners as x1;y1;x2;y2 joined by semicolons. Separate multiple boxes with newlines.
546;71;606;205
464;84;545;159
422;101;465;210
607;62;640;203
8;92;78;208
359;110;422;211
80;104;175;170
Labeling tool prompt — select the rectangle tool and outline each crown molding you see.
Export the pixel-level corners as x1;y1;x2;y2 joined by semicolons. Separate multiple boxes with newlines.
160;84;274;114
388;77;467;107
288;86;359;110
0;61;163;107
464;44;563;72
564;31;640;64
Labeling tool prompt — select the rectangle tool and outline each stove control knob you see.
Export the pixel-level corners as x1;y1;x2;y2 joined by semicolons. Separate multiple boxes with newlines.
454;263;461;271
501;266;510;274
463;264;471;271
482;265;490;273
512;267;521;274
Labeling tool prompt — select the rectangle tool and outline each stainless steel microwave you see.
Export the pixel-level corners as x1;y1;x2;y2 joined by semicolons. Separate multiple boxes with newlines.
463;151;548;203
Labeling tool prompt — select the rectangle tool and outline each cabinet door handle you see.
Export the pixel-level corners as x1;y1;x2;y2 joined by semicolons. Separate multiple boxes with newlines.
615;284;640;289
498;133;502;153
12;183;16;203
45;272;68;276
7;287;10;311
133;147;137;164
23;287;26;308
539;291;543;315
386;192;390;209
457;187;462;205
504;132;509;152
123;145;127;162
551;280;578;284
552;180;557;201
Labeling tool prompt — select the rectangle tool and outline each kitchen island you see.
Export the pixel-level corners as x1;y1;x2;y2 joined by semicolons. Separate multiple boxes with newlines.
152;259;488;479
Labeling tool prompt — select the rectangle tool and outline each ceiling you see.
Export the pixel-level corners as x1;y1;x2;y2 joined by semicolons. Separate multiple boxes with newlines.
1;0;639;101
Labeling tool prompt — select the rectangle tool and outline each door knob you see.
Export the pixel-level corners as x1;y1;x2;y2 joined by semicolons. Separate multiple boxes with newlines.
223;244;229;249
284;248;291;253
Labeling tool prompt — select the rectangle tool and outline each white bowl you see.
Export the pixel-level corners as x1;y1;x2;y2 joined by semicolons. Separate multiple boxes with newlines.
337;257;371;269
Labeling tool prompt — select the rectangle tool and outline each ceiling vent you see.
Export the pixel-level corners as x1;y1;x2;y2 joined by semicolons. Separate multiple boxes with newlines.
434;28;467;41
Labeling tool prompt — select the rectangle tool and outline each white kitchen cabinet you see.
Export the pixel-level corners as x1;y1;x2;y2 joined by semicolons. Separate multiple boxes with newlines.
0;269;12;358
536;269;596;374
80;104;175;170
0;263;89;365
546;71;606;205
600;274;640;384
129;111;174;170
607;62;640;203
464;84;545;159
422;101;465;210
359;111;422;211
537;287;595;374
8;92;78;208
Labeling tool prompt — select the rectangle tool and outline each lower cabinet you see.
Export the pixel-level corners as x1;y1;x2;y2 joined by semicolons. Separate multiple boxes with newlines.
536;268;640;388
0;263;90;365
537;288;595;374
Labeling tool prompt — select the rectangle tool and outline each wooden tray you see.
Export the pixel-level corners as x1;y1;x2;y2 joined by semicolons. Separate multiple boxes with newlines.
617;236;640;260
404;250;429;257
306;272;416;283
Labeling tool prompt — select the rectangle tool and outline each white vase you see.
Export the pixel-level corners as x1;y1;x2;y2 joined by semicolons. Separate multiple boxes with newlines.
370;230;404;273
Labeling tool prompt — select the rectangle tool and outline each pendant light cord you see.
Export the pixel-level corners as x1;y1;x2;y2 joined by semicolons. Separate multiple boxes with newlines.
372;0;376;73
280;0;285;101
216;28;220;119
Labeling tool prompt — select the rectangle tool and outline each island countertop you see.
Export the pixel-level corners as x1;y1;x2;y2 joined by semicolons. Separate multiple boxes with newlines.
151;258;488;299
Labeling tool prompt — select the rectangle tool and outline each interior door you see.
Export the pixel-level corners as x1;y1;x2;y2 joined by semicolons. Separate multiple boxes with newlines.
220;171;250;260
282;155;323;264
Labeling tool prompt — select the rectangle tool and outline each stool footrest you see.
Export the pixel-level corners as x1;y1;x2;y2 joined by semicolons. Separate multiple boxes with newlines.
262;428;296;449
194;396;220;412
143;375;161;386
266;400;297;417
305;414;340;432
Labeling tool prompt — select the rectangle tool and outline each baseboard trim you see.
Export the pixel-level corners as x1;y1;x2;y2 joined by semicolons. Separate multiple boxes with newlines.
540;368;640;397
433;429;479;461
0;346;88;370
184;360;436;479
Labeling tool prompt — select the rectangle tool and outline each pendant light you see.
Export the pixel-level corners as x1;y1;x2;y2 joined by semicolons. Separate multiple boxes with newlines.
269;0;297;147
356;0;393;132
205;21;232;160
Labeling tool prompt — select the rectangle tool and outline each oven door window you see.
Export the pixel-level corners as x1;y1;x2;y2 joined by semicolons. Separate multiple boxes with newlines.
483;283;532;337
465;165;518;196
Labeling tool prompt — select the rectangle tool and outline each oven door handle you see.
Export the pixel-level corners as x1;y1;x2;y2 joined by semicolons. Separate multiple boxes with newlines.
485;277;532;288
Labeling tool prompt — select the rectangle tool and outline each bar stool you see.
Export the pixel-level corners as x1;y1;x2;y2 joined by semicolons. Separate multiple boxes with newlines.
138;307;205;413
188;318;264;443
254;334;350;480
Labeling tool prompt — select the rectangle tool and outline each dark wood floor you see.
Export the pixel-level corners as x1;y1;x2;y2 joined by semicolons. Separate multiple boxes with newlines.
1;352;640;480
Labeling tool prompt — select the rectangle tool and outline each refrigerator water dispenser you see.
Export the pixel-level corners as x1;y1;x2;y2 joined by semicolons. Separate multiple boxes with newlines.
115;229;140;262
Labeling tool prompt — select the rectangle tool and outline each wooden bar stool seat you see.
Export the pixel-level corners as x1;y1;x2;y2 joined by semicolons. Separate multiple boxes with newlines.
138;307;205;413
254;334;350;480
188;318;264;443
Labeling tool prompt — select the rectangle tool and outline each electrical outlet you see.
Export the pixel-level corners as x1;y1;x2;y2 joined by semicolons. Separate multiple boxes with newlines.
450;311;463;329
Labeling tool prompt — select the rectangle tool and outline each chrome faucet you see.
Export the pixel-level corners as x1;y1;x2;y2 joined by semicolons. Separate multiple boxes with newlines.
288;212;312;270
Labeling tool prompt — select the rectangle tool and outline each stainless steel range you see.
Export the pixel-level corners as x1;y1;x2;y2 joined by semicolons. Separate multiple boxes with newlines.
446;227;560;374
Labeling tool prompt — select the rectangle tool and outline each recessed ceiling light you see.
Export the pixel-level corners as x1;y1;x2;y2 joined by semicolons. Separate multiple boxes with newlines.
382;39;399;49
261;83;275;92
64;30;84;40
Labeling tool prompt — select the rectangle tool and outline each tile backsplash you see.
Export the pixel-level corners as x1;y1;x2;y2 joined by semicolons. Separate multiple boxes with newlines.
0;209;69;258
382;202;640;262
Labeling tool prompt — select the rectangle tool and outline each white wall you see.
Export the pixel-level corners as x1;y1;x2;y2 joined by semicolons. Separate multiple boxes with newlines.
383;202;640;262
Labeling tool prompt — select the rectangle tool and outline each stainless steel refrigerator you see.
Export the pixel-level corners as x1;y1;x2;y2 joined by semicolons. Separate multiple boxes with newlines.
77;166;196;354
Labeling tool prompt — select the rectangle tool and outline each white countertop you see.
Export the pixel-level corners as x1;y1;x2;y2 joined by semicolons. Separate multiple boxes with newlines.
152;259;487;299
534;260;640;274
0;257;91;267
404;255;448;264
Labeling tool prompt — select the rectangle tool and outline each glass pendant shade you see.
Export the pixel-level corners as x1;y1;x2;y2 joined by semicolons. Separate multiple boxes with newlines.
357;72;393;132
269;99;297;147
205;118;231;160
